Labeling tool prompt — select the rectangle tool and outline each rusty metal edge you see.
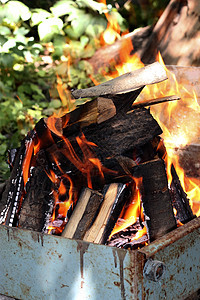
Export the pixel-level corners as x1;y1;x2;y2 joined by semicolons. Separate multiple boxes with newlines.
138;216;200;258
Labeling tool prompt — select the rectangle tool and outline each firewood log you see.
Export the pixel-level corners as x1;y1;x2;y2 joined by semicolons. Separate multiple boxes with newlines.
170;164;195;223
133;158;177;241
83;183;128;244
72;62;167;99
131;95;181;109
62;188;103;239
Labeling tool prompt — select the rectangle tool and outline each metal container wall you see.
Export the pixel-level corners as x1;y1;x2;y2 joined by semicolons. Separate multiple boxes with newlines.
0;216;200;300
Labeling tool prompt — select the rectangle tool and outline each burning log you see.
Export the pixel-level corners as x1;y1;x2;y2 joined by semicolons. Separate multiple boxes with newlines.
72;62;167;99
133;158;177;241
62;188;103;240
170;164;195;224
18;166;52;232
0;139;27;226
83;183;128;244
2;61;194;249
87;26;152;72
131;95;181;109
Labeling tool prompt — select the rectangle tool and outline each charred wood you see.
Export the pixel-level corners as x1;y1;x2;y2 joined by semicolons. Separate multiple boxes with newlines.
170;164;195;223
18;167;52;232
0;139;27;226
131;95;181;109
134;158;177;241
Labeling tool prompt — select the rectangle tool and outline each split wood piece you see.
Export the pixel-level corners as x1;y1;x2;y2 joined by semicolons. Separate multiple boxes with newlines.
18;166;52;232
135;158;177;242
62;188;103;240
131;95;181;109
72;62;167;99
43;97;116;137
83;183;127;244
170;164;195;224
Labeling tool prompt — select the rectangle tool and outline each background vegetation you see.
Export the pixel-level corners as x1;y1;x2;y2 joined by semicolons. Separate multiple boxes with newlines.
0;0;169;182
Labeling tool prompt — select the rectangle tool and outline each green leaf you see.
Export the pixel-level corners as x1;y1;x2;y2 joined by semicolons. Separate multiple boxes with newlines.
50;0;77;17
13;63;24;71
1;39;16;51
0;53;15;67
0;143;7;156
0;25;11;35
76;0;105;13
0;34;7;46
38;17;63;42
13;27;30;37
3;1;31;23
70;13;92;38
17;84;32;95
31;9;52;26
80;35;89;48
49;99;62;109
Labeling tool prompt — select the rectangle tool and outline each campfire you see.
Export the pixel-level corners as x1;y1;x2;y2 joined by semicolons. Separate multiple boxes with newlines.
0;55;199;250
0;1;200;250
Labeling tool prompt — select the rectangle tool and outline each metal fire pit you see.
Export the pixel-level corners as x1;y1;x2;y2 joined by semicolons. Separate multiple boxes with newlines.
0;217;200;299
0;65;200;300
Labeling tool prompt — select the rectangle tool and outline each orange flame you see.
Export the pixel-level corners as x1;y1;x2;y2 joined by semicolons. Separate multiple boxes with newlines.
100;0;121;45
22;140;34;187
97;31;200;226
110;177;147;241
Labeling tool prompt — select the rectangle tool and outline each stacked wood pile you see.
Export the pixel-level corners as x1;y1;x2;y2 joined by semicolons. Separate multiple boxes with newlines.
0;62;195;249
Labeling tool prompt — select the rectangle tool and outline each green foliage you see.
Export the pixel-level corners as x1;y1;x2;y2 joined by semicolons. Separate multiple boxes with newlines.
0;0;125;182
0;0;168;182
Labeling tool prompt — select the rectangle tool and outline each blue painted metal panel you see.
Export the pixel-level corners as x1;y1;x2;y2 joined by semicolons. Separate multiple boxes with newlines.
0;225;135;300
0;217;200;300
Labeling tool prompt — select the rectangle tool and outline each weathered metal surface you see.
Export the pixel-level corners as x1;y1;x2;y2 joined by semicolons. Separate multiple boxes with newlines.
0;224;138;300
0;217;200;300
138;217;200;299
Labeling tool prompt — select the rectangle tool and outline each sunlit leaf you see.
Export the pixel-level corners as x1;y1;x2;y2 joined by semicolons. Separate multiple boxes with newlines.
70;13;92;38
13;63;24;71
13;27;29;36
76;0;106;13
3;1;31;23
31;9;52;26
50;0;77;17
0;25;11;35
2;39;16;51
38;17;63;42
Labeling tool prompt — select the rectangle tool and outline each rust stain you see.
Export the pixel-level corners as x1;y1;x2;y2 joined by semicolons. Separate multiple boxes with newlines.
114;281;121;287
30;231;44;246
76;241;89;289
112;249;118;268
20;282;31;297
6;227;10;241
117;248;127;300
40;234;44;246
61;284;69;288
139;216;200;258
